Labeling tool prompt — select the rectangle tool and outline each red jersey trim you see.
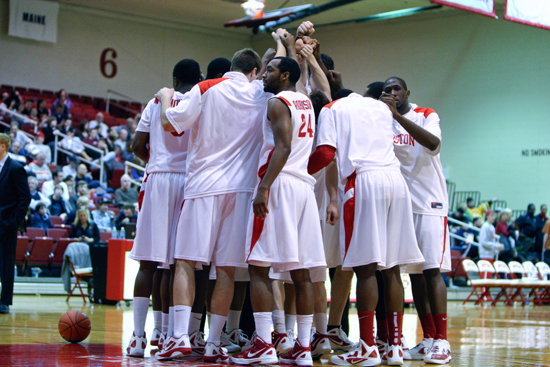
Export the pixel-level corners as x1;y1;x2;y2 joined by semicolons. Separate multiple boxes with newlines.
414;107;436;118
324;98;342;109
278;96;292;106
198;78;230;95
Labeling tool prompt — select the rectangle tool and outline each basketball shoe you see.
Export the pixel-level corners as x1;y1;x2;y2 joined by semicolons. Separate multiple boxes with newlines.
189;330;207;356
221;331;241;352
241;331;256;353
279;340;313;366
327;326;355;352
227;328;249;348
158;332;166;350
330;339;380;366
150;328;162;347
310;329;331;359
230;336;279;365
381;344;403;365
401;334;411;360
423;339;451;364
404;338;433;360
126;332;147;358
155;334;192;360
204;342;229;363
272;330;293;355
376;337;387;356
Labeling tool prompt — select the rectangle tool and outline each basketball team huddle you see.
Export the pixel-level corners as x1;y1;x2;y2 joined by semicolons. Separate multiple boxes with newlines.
126;21;452;366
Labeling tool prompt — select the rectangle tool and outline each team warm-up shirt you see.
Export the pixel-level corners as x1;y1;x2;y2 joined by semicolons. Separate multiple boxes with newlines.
392;103;448;216
165;72;271;199
316;93;400;183
136;91;189;174
257;90;316;187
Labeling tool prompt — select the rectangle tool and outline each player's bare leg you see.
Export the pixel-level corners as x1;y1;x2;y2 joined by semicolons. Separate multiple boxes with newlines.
185;266;209;356
249;265;275;341
226;281;248;346
150;268;163;347
327;266;354;352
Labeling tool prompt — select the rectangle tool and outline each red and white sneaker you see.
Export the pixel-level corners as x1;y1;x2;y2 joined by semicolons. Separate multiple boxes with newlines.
126;332;147;358
204;342;229;363
150;328;162;347
241;331;256;353
376;337;387;356
158;332;166;350
279;340;313;366
310;329;331;359
189;330;207;356
327;326;355;352
382;344;403;365
227;328;249;348
405;338;433;360
330;340;380;366
221;331;241;352
230;336;279;365
155;334;192;360
401;334;410;360
423;339;451;365
272;330;293;355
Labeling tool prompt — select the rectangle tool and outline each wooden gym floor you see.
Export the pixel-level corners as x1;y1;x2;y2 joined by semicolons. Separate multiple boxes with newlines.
1;296;550;366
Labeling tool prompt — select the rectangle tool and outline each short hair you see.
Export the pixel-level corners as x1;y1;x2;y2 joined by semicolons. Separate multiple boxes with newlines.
384;76;408;90
466;197;474;202
365;81;384;99
0;133;11;149
541;204;547;209
172;59;202;85
35;202;47;211
333;88;354;100
52;169;61;177
528;203;535;210
231;49;261;74
320;54;334;71
207;58;232;80
54;184;63;191
456;207;465;214
309;90;330;120
28;175;38;184
272;57;301;84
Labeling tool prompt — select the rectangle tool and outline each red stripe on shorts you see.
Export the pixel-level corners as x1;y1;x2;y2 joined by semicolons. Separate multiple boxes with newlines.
138;190;145;211
440;216;448;267
342;172;356;262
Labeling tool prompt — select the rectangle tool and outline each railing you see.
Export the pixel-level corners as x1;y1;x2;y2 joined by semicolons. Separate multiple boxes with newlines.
451;191;481;212
448;217;500;259
53;131;106;184
0;105;38;139
106;89;143;115
124;160;145;187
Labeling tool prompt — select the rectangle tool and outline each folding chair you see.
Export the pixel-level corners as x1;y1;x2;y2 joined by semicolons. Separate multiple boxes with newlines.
66;259;93;303
523;261;546;305
26;237;55;267
491;261;515;306
535;262;550;303
462;259;494;305
476;260;502;305
508;261;540;306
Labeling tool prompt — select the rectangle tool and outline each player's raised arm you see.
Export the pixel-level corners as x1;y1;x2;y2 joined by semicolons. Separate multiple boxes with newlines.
308;42;331;100
257;47;276;80
252;97;293;218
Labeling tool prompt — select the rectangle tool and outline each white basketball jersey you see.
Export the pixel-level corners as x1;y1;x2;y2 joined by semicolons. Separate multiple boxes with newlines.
257;90;316;186
136;92;189;174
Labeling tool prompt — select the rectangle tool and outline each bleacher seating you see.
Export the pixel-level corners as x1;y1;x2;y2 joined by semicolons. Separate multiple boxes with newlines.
26;237;55;266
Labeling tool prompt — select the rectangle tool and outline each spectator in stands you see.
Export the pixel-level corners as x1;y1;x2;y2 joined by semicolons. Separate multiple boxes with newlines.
75;163;92;186
57;127;92;161
114;174;138;208
495;209;517;262
83;127;100;148
62;155;78;179
117;117;135;135
9;122;32;148
59;118;73;135
66;195;91;225
89;112;109;138
21;99;33;116
3;90;21;113
478;211;504;262
28;175;51;210
8;140;27;164
115;205;138;230
535;204;548;254
52;103;68;124
542;218;550;264
41;117;59;145
25;133;51;165
27;152;52;183
515;203;537;254
130;157;144;181
91;198;115;232
70;208;100;244
64;174;75;196
48;185;68;218
30;202;54;231
114;128;128;150
28;107;39;123
52;89;72;113
37;99;50;119
465;197;496;222
42;169;69;201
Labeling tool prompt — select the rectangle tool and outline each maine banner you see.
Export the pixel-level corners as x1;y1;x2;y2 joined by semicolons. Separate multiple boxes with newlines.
8;0;59;43
505;0;550;31
431;0;496;18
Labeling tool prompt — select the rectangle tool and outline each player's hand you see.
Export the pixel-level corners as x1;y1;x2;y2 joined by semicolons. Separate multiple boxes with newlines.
326;200;339;225
253;188;269;219
155;87;174;102
280;31;295;48
297;21;315;37
262;48;276;65
272;28;286;43
380;92;398;115
297;44;314;63
327;70;344;92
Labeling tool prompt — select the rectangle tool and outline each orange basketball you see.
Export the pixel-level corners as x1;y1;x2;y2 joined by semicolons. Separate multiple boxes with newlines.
58;310;91;343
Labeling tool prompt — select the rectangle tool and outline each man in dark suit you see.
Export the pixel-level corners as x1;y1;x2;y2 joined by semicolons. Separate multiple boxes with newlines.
0;133;31;314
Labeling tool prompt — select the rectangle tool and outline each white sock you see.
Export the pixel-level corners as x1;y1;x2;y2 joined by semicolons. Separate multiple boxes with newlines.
227;310;242;332
207;312;211;330
297;314;313;347
173;305;191;338
314;312;328;334
168;307;174;337
272;310;286;334
254;312;272;344
133;297;150;337
207;314;227;344
153;310;162;331
189;312;202;335
285;314;297;333
162;312;169;334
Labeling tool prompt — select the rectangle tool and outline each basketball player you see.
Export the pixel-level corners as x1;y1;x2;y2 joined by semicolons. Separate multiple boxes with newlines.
126;59;202;358
381;77;452;364
310;91;424;366
231;55;325;367
154;48;271;362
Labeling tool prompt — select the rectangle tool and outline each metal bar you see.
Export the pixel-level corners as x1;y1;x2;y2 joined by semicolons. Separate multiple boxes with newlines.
106;89;142;103
57;147;102;169
124;161;145;187
53;131;104;154
0;105;38;126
